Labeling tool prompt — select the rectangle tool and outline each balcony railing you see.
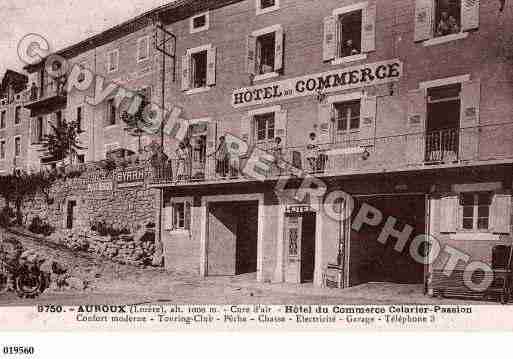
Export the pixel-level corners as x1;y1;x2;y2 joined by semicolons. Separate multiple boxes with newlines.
150;123;513;185
26;81;67;104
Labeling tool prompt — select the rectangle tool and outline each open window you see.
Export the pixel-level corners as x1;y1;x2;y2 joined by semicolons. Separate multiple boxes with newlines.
323;3;376;63
0;110;5;129
182;45;217;92
107;49;119;73
106;98;117;126
241;106;287;149
190;12;209;33
164;199;192;231
32;117;44;144
14;106;21;125
76;106;83;132
256;0;280;15
0;140;5;159
247;25;284;81
414;0;479;44
14;136;21;157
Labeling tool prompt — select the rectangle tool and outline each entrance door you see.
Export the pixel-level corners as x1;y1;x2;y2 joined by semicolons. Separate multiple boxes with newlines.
66;200;76;229
284;213;316;284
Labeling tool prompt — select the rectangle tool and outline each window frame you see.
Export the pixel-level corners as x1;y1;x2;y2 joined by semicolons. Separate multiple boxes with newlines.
136;36;150;63
14;136;21;158
420;0;471;47
107;49;120;73
331;2;369;65
106;98;117;127
256;0;280;15
167;197;193;232
185;44;213;94
248;105;281;146
458;191;492;233
14;106;21;125
251;24;282;82
190;11;210;34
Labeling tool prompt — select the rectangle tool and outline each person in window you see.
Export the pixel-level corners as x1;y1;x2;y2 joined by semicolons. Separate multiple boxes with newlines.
215;136;229;178
448;15;460;34
306;132;319;173
29;82;38;101
176;142;191;181
271;136;284;176
436;11;451;37
341;39;360;58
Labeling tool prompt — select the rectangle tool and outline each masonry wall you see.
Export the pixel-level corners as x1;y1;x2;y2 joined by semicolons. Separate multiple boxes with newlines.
0;95;31;173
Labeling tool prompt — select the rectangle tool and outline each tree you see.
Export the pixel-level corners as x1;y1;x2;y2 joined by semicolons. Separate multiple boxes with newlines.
41;120;85;165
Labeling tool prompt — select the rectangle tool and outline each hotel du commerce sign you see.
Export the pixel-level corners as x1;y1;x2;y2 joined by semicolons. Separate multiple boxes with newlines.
231;59;403;108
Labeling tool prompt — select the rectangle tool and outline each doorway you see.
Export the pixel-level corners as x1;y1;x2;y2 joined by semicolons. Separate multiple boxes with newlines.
207;201;259;276
284;212;317;284
66;200;77;229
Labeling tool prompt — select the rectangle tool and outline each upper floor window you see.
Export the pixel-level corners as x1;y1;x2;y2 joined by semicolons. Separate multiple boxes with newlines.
14;106;21;125
107;49;119;73
255;112;275;143
414;0;479;45
256;0;280;15
181;45;217;93
0;111;5;128
0;140;5;159
460;192;491;231
137;36;150;62
77;154;85;163
334;99;361;132
34;117;44;143
14;137;21;157
190;12;210;33
242;106;288;149
106;99;117;126
247;25;284;81
323;3;376;64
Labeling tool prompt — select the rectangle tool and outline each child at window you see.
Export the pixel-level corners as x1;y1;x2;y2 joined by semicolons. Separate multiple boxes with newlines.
306;132;319;173
436;11;451;37
272;137;284;176
341;39;360;57
448;15;460;34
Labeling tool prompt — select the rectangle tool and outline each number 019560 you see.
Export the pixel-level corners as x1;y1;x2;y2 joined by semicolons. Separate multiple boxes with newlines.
2;346;35;355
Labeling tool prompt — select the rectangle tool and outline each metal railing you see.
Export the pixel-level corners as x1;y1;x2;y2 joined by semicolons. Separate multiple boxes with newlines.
146;123;513;185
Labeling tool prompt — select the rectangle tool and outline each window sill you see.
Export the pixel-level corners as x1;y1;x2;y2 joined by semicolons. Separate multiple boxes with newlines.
168;229;190;235
254;72;279;82
423;32;468;47
331;53;367;65
104;124;119;130
186;87;211;95
449;232;500;241
256;5;280;15
190;26;209;34
137;57;149;64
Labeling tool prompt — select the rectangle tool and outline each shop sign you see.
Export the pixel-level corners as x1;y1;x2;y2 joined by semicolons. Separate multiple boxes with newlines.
115;167;150;188
232;59;403;108
285;205;315;216
87;181;114;192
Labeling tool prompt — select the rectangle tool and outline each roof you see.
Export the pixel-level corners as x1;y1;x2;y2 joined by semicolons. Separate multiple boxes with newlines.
0;70;28;95
24;0;244;72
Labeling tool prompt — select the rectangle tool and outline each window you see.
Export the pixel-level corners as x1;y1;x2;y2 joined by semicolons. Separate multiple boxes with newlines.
414;0;479;44
106;99;117;126
137;36;150;62
460;192;492;231
334;100;361;131
323;3;375;63
77;154;85;163
55;111;62;128
256;0;279;14
165;200;192;231
190;12;209;33
247;25;284;81
14;137;21;157
35;117;44;143
255;112;275;142
0;111;5;128
182;45;217;92
0;140;5;159
104;143;120;159
76;106;83;132
434;0;460;37
107;50;119;73
14;106;21;125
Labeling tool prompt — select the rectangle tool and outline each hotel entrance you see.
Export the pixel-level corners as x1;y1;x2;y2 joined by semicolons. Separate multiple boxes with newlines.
284;207;316;284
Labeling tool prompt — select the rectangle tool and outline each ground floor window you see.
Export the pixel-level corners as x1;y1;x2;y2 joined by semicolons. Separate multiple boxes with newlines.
166;200;192;231
460;192;492;231
333;99;361;132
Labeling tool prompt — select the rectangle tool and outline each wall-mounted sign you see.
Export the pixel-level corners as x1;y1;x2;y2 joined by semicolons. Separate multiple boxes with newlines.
87;181;114;192
232;59;403;108
285;205;315;217
115;167;150;188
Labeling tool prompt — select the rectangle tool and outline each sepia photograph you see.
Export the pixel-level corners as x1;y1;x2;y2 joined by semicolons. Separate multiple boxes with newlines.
0;0;512;334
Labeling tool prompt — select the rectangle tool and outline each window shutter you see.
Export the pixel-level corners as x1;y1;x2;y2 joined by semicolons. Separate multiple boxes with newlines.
414;0;434;42
274;27;284;72
206;46;217;86
164;205;173;230
247;35;257;76
361;4;377;53
241;113;252;147
406;89;427;165
459;80;480;161
318;102;332;145
323;16;338;62
275;109;288;145
461;0;480;32
490;192;512;234
181;54;191;91
184;201;192;230
359;96;377;146
440;195;458;233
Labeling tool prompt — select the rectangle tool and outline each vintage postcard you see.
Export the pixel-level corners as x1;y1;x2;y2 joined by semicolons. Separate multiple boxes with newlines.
0;0;512;334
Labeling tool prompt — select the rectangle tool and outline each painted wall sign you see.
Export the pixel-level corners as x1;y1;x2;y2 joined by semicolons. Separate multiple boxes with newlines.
232;59;403;108
87;181;114;192
115;167;150;188
285;205;315;216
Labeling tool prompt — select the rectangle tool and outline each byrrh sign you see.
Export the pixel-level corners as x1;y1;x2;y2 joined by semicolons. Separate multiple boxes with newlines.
232;59;403;108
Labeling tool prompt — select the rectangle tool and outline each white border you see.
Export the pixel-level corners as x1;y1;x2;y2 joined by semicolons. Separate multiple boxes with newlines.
419;74;471;90
256;0;280;15
185;44;213;95
332;1;368;16
190;11;210;34
247;104;281;116
251;24;282;82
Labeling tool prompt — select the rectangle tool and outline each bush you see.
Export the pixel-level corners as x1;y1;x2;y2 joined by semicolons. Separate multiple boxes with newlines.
28;216;55;236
